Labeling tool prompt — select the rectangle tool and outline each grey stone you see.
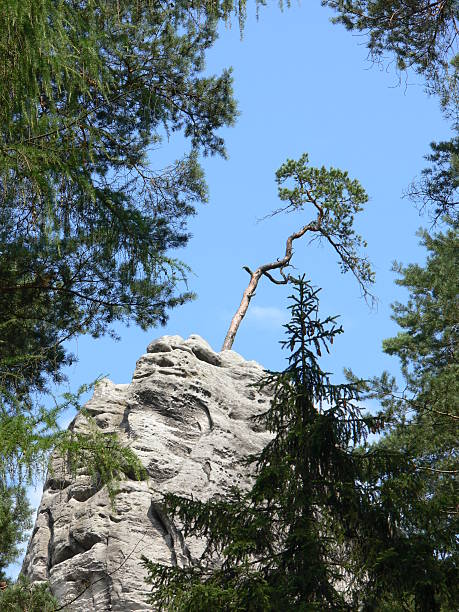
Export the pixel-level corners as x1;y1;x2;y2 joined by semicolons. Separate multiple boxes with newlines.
22;335;272;611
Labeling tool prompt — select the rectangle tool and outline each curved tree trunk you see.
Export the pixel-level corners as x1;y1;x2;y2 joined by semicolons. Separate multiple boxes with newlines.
221;269;262;351
221;221;317;351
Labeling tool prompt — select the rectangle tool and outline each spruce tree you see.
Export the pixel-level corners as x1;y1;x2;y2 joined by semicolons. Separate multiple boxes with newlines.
143;278;414;610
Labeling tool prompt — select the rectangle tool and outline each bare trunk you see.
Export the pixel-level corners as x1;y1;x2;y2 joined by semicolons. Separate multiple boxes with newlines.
221;270;262;351
221;222;317;351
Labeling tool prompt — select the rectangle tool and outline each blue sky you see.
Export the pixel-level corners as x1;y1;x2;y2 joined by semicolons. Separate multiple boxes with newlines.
10;1;452;578
67;2;450;381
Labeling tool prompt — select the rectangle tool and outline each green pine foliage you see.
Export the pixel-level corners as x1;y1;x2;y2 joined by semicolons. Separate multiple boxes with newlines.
143;278;418;610
0;576;57;611
323;0;459;82
275;154;374;296
366;218;458;611
409;136;459;221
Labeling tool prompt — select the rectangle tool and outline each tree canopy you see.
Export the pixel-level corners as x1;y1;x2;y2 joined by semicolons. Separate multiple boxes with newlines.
366;218;458;610
323;0;459;86
222;153;373;350
409;136;459;221
1;0;241;405
0;0;243;579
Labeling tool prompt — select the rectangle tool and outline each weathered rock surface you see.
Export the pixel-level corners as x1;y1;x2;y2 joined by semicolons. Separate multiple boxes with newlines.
22;335;272;610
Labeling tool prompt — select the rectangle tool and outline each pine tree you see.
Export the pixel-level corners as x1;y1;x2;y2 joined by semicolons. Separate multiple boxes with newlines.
222;153;374;349
367;218;458;611
409;136;459;222
323;0;458;86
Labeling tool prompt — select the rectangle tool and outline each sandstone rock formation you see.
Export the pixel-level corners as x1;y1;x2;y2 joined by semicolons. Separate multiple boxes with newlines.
22;335;272;610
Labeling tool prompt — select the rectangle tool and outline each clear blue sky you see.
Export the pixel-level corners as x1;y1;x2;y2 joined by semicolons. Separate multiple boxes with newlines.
11;1;452;578
68;2;450;381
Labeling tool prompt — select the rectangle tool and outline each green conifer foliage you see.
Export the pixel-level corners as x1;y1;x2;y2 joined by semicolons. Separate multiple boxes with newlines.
275;154;374;293
0;0;245;579
0;1;242;408
409;136;459;221
0;575;57;611
0;486;32;580
143;279;417;610
323;0;458;82
0;380;147;581
368;218;458;611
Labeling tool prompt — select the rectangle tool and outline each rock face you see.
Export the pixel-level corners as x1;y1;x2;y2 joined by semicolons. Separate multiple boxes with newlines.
22;335;272;610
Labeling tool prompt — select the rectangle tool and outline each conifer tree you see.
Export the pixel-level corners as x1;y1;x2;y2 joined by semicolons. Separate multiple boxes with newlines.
143;278;420;610
0;486;32;580
0;575;57;612
1;0;242;409
366;218;458;611
222;153;374;350
409;136;459;222
323;0;458;85
0;0;245;582
316;12;457;605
